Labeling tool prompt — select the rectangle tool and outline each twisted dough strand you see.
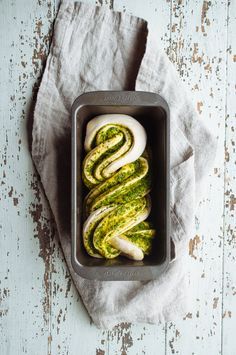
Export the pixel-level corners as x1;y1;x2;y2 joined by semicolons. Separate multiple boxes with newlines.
82;114;156;260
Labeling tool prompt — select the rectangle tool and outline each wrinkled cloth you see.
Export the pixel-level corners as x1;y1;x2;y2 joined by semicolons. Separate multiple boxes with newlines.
32;0;216;328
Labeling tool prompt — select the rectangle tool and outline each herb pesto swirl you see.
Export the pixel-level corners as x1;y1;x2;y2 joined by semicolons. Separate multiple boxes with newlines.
82;114;156;260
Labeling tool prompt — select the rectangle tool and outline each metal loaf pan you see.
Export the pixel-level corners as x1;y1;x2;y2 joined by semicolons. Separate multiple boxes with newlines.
71;91;171;281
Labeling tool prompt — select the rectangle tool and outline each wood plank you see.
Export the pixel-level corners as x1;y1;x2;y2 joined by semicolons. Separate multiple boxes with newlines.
165;0;227;353
0;0;56;354
222;0;236;353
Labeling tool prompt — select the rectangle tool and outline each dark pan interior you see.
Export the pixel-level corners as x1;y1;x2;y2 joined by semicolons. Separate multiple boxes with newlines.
76;105;168;267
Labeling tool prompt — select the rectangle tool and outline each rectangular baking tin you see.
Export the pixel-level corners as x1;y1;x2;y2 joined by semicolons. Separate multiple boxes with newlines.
71;91;170;281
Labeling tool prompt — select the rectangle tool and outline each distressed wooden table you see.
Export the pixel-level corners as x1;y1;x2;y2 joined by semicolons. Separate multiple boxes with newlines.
0;0;235;354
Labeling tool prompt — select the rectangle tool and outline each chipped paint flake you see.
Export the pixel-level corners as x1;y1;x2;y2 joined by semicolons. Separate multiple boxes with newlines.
229;194;236;211
189;235;201;259
197;101;203;114
201;0;211;33
183;312;193;320
213;297;219;309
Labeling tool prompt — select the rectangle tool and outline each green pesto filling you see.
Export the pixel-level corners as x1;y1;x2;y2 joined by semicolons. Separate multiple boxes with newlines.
87;158;151;213
93;198;148;259
82;122;156;259
122;234;154;255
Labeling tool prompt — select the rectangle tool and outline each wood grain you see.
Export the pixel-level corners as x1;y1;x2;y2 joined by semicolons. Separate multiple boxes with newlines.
0;0;235;354
0;1;56;354
166;1;228;354
222;0;236;353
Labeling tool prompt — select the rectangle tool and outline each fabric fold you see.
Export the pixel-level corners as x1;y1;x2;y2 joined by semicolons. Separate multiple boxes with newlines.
32;0;216;328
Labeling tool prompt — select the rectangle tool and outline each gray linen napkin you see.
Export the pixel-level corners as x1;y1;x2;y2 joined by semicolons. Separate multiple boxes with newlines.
32;0;216;328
